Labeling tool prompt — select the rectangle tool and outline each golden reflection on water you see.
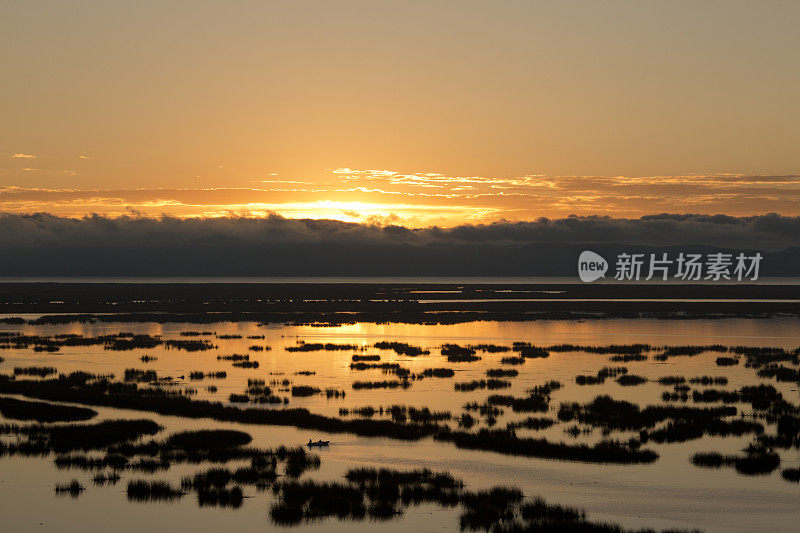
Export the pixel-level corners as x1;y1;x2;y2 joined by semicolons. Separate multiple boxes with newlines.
2;318;800;532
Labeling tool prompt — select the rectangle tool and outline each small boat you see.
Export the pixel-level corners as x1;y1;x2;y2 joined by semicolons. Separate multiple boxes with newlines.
307;439;330;447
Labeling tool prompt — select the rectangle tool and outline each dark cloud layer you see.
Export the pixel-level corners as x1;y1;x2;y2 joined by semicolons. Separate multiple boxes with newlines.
0;212;798;276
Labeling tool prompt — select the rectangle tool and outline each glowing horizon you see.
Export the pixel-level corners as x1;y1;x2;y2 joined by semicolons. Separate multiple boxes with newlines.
2;2;799;227
1;167;799;228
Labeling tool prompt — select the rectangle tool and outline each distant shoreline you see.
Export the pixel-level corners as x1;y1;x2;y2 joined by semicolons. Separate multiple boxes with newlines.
0;276;798;285
0;281;796;323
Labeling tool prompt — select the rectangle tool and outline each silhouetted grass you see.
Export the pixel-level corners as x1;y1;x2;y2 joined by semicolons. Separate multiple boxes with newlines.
92;472;121;485
662;391;689;402
486;393;549;413
652;345;727;361
352;380;409;390
286;341;358;352
486;368;518;378
53;453;129;471
616;374;647;386
576;367;628;386
442;429;657;464
691;389;740;403
266;465;631;530
609;354;647;363
374;341;429;356
468;344;511;353
454;379;511;392
642;419;764;444
691;446;781;476
218;353;249;361
44;420;163;452
756;364;800;383
513;344;550;358
350;361;402;372
442;344;478;360
164;339;216;351
189;371;227;380
197;485;244;507
0;376;656;464
0;397;97;423
689;375;728;385
732;346;798;368
232;360;259;369
575;374;605;385
55;480;84;497
13;366;57;377
123;368;158;383
127;480;184;502
166;429;252;450
781;468;800;482
558;395;738;433
421;368;455;378
528;380;562;396
547;343;650;356
352;354;380;361
506;417;556;431
657;376;686;385
291;386;321;397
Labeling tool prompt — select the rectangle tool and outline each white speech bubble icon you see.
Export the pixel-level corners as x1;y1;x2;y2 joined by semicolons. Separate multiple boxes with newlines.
578;251;608;282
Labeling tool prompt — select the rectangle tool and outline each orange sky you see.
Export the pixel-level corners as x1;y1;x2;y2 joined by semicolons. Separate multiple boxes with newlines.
2;170;799;227
2;1;799;226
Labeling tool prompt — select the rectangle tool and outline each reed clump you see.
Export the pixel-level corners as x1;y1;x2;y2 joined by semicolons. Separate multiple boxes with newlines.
373;341;429;356
54;480;85;496
126;480;185;502
486;368;518;378
0;397;97;423
14;366;57;377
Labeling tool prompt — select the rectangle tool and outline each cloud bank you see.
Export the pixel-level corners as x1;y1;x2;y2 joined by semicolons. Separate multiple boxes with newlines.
0;212;798;277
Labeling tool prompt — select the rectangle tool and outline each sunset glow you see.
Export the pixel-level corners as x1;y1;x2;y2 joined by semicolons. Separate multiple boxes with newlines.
2;4;800;532
2;1;798;228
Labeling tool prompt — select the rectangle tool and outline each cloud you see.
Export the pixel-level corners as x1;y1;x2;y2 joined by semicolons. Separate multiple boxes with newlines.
22;168;38;171
0;212;797;276
11;153;35;159
0;171;798;226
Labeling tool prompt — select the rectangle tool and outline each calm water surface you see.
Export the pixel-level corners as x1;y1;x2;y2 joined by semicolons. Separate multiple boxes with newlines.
1;318;799;532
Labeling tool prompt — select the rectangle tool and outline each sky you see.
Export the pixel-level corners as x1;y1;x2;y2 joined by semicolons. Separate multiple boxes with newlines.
2;1;799;227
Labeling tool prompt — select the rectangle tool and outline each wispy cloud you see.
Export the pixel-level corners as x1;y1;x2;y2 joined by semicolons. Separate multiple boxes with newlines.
11;153;35;159
0;170;798;226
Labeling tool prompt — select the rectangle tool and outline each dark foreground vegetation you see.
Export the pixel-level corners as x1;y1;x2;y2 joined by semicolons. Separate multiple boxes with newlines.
0;397;97;423
0;397;690;532
0;373;656;465
268;466;662;532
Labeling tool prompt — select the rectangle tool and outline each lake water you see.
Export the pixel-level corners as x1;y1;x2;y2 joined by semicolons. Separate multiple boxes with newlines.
1;317;799;532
